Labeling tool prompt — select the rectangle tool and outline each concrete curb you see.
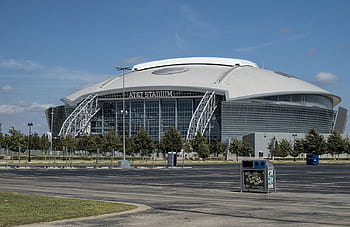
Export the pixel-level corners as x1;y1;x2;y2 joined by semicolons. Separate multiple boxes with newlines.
16;203;151;227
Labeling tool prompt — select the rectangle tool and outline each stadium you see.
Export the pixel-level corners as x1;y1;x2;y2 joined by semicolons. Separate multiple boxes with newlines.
46;57;347;143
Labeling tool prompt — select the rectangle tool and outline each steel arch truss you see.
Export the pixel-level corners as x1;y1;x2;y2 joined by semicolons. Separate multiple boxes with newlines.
186;91;217;140
59;95;100;137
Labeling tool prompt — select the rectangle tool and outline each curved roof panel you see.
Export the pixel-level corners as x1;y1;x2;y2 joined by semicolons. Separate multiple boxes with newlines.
62;57;341;107
132;57;258;70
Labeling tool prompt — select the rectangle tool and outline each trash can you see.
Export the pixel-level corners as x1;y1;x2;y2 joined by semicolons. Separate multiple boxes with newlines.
306;154;319;165
240;160;276;193
168;152;177;167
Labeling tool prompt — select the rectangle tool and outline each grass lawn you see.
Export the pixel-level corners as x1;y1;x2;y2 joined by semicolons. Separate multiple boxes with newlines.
0;191;137;227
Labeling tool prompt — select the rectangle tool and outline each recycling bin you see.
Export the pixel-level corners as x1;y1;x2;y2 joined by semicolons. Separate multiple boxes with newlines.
306;154;319;165
240;160;276;193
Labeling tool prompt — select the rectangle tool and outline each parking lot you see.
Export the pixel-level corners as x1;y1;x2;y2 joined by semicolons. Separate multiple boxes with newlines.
1;163;350;226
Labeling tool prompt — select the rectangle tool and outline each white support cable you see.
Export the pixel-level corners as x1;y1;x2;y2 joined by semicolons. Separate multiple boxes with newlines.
186;90;217;140
186;91;209;140
196;92;217;134
59;95;100;137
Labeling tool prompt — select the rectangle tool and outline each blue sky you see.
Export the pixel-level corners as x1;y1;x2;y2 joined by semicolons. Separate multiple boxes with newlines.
0;0;349;135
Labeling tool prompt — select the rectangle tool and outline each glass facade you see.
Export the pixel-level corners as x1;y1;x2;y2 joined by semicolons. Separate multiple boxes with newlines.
130;101;144;135
221;100;335;141
56;91;335;142
161;100;176;134
177;99;193;137
91;91;222;141
102;102;116;134
255;94;333;109
145;100;159;140
45;105;74;136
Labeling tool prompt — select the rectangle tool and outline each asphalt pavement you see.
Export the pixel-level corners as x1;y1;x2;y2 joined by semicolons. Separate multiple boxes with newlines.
1;163;350;226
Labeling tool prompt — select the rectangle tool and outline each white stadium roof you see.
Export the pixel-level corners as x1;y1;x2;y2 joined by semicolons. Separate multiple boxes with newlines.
132;57;258;70
62;57;341;106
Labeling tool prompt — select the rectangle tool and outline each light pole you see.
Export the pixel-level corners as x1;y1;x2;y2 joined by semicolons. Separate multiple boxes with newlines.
116;66;131;161
27;122;33;162
292;133;297;145
50;109;54;155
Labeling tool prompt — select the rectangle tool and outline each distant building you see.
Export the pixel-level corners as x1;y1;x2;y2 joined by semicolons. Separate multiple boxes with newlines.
46;57;347;142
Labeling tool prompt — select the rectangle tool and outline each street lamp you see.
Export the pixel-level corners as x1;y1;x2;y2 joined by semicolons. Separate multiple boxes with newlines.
116;66;131;161
27;122;33;162
50;109;54;155
292;133;297;144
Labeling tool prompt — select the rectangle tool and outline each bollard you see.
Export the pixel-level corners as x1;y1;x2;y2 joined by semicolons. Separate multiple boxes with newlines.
95;148;100;168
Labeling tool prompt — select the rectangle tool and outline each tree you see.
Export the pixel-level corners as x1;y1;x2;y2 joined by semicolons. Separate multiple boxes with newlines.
327;131;345;159
125;136;135;157
102;130;122;153
159;127;183;156
191;132;210;160
344;137;350;154
182;141;192;159
229;138;243;161
77;134;101;153
303;129;326;155
291;139;303;161
267;137;276;158
197;142;210;160
77;135;88;151
241;142;253;156
279;139;292;157
90;134;103;153
229;138;253;160
5;127;26;152
268;139;281;159
53;136;63;151
62;134;77;151
30;133;41;150
133;128;154;158
39;134;50;152
0;132;4;148
209;139;226;157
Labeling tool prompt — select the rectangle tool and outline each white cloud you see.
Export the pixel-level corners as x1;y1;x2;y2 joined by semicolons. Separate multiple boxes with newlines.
46;66;103;83
16;100;29;107
0;110;49;135
0;58;103;134
0;102;55;115
0;85;13;93
0;59;44;71
0;64;104;84
179;3;218;40
313;72;339;85
174;33;188;51
180;3;210;31
28;102;55;111
236;26;312;54
235;29;311;54
0;105;25;114
279;23;312;41
121;56;146;65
